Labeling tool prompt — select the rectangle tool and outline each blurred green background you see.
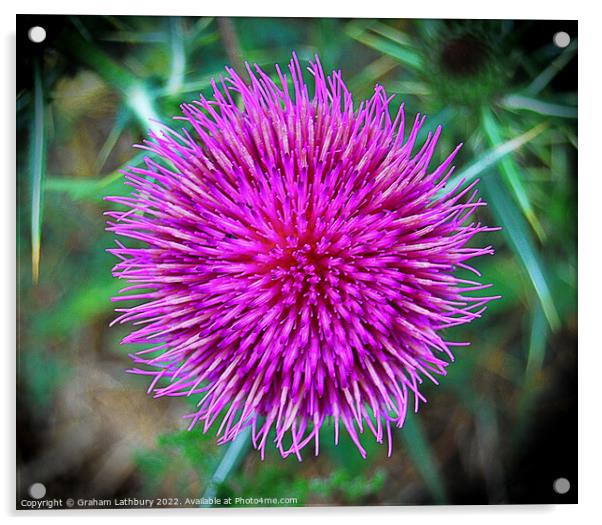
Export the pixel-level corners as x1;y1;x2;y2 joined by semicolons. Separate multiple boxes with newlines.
16;16;577;506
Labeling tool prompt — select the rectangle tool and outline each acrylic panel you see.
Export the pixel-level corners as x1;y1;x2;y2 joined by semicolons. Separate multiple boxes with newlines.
16;15;578;509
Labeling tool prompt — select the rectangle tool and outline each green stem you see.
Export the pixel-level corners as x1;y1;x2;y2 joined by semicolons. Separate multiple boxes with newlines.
201;426;253;506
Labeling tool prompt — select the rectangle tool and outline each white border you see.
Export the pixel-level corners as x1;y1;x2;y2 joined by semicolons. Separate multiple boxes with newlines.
3;1;600;524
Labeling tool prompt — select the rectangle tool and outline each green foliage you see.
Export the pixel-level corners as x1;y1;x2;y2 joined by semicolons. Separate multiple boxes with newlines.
19;349;71;411
134;425;386;506
134;428;221;498
481;172;560;330
17;16;577;505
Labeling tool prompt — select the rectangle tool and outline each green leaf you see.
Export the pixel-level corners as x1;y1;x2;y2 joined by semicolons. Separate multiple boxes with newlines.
525;303;548;378
367;20;414;47
400;414;446;504
347;56;397;94
387;79;430;97
166;17;186;96
480;173;560;330
416;107;456;147
345;20;423;71
30;59;47;284
45;150;148;201
442;120;547;200
501;94;577;119
480;106;546;240
188;17;215;45
126;82;164;135
527;38;577;95
94;107;131;174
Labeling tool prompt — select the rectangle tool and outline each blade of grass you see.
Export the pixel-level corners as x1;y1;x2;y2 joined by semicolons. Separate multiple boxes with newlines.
415;19;445;41
525;303;548;378
189;17;214;44
201;426;252;506
480;173;560;330
30;60;47;284
416;108;455;147
481;107;546;241
400;414;446;504
127;83;163;135
45;150;149;201
387;80;430;97
527;38;577;96
368;20;414;47
441;121;547;198
345;20;423;71
347;55;398;94
45;177;125;201
166;17;186;96
501;94;577;119
94;106;130;175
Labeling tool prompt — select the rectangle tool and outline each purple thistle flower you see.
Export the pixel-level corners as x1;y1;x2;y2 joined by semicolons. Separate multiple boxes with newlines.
106;54;498;459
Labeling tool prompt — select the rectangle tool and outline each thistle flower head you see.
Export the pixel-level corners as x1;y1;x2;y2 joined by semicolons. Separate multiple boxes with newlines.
106;54;497;459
